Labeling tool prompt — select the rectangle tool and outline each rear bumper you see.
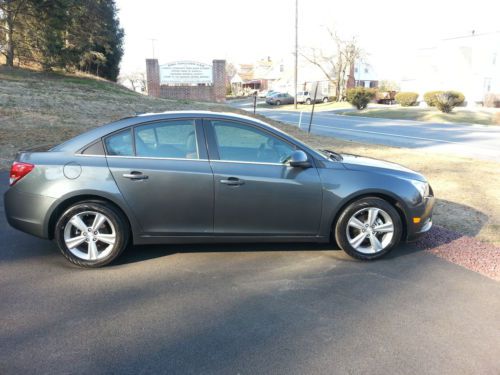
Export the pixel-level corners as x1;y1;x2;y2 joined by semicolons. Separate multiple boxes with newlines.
4;188;55;239
406;195;435;241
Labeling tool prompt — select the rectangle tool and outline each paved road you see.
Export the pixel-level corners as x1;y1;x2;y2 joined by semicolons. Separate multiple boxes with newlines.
230;99;500;161
1;175;500;374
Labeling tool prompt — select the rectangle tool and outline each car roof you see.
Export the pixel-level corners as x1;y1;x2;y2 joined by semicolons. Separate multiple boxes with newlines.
52;111;316;155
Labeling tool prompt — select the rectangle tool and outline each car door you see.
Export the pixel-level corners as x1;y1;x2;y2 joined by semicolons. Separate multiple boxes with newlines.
204;118;323;236
105;118;214;236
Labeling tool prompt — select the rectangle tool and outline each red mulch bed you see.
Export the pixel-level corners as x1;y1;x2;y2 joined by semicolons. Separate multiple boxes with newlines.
416;226;500;281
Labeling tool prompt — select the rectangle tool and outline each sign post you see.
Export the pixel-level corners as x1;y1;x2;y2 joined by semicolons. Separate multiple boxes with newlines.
308;82;319;133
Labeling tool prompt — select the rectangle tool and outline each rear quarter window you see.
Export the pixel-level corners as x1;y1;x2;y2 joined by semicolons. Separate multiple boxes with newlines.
104;129;133;156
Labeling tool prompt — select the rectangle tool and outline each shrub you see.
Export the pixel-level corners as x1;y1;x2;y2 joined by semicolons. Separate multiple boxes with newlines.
425;90;465;107
448;91;465;106
346;87;376;110
424;91;444;107
435;91;461;113
395;92;419;106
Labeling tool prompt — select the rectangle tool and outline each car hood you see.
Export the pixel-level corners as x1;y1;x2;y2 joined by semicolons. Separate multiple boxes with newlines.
340;154;426;182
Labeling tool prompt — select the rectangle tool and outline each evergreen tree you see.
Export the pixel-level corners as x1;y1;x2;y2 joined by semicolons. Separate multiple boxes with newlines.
0;0;124;81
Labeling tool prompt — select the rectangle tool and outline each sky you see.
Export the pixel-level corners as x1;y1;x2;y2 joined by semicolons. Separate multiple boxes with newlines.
115;0;500;80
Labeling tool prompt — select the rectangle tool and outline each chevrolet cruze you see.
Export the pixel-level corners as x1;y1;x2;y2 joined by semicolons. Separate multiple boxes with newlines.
4;111;434;267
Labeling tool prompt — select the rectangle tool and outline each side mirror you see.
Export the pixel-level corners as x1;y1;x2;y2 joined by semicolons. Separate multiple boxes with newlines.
289;150;311;168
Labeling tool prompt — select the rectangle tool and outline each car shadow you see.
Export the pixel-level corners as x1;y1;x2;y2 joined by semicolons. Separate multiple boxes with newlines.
114;241;344;266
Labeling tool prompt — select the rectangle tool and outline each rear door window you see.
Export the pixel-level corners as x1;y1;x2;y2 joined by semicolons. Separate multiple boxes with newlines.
134;120;198;159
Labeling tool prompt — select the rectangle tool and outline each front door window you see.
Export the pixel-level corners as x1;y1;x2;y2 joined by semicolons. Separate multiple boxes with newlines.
212;120;294;164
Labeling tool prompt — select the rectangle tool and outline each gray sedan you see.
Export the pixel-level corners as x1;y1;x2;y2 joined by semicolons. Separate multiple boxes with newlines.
4;111;434;267
265;92;294;106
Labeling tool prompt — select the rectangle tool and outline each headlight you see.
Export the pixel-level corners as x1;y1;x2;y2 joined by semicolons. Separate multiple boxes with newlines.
410;180;429;199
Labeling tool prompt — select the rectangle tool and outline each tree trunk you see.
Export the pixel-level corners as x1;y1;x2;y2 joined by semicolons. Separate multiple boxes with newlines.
335;61;343;101
5;10;15;66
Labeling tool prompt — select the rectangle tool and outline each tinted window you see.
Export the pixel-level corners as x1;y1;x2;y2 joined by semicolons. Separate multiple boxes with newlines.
212;121;294;163
82;140;105;155
135;120;198;159
105;129;133;156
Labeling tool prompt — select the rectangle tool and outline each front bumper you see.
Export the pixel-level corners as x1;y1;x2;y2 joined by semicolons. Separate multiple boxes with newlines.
406;195;435;241
4;188;56;239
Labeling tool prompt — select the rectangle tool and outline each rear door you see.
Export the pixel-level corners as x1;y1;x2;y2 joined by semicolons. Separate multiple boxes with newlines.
204;119;323;236
105;118;214;236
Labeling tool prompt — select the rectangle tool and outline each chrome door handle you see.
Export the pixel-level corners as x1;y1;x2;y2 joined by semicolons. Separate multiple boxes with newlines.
122;171;148;180
220;177;244;186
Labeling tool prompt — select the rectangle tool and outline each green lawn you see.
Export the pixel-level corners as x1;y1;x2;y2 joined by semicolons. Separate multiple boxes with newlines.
338;106;500;125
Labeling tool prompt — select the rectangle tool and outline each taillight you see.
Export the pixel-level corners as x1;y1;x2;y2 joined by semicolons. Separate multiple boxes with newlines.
9;161;35;186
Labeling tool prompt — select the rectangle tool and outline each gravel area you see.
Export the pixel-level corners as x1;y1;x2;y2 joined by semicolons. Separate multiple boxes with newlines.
416;226;500;281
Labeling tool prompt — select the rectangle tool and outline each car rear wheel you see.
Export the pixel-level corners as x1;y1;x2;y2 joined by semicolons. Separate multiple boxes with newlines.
335;197;402;260
323;97;329;103
54;201;129;267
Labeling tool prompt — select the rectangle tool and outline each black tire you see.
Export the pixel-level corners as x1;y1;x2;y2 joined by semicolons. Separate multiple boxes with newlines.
54;201;129;268
335;197;402;260
306;98;312;105
323;97;329;103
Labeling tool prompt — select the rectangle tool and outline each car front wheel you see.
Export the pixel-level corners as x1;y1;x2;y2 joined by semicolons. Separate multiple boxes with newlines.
335;197;402;260
54;201;129;267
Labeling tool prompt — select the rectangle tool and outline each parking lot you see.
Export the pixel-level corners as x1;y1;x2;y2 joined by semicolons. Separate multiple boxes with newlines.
1;172;499;374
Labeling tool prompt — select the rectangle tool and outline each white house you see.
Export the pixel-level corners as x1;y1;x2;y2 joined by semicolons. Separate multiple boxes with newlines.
400;31;500;106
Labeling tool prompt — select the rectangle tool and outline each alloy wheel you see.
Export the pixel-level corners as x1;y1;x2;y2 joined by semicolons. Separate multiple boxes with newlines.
63;211;116;261
346;207;394;254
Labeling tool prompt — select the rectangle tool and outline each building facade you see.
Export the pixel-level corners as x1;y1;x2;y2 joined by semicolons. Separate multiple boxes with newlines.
400;31;500;106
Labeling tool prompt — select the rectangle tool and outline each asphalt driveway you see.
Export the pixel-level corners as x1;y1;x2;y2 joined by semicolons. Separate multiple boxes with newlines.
1;173;499;374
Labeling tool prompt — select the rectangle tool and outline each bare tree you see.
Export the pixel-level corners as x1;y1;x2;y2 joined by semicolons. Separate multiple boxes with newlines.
301;27;363;101
119;71;147;92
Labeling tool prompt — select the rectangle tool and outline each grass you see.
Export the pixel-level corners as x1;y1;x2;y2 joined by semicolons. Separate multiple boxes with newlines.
1;67;499;246
339;106;500;125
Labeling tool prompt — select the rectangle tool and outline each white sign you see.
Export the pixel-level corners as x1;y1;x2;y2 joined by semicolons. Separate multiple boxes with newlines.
160;61;212;84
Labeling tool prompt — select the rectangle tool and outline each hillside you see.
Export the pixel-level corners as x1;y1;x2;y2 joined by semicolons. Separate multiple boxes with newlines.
0;67;231;169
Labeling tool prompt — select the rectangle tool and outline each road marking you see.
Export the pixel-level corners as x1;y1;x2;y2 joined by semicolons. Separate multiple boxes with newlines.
274;120;499;153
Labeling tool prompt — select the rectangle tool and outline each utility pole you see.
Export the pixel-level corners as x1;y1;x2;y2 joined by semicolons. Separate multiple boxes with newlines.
294;0;298;109
149;38;157;59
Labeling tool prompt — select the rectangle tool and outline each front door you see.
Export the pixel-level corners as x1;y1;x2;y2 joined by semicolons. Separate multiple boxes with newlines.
205;119;323;236
105;119;213;236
